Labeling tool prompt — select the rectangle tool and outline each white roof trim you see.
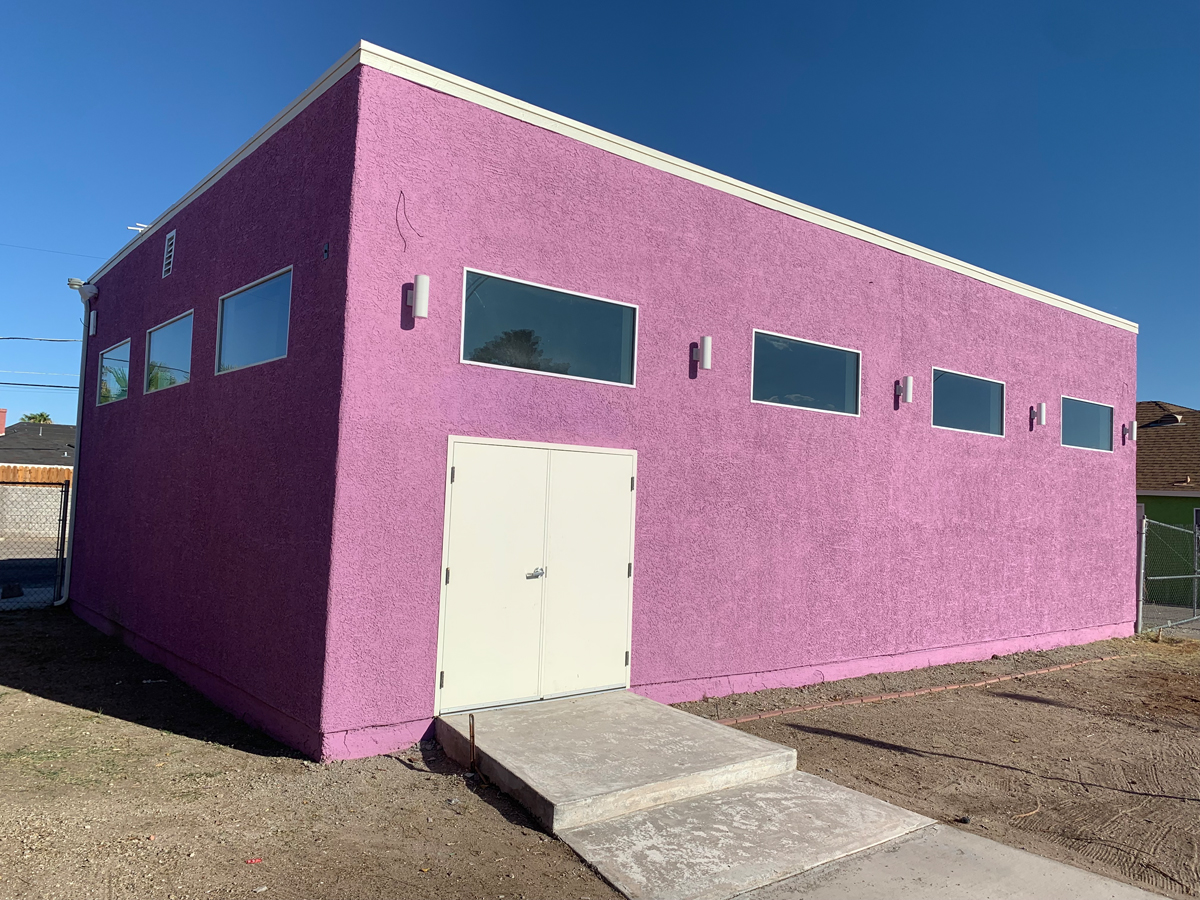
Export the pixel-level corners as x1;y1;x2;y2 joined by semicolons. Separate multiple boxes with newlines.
89;41;1138;335
1138;491;1200;499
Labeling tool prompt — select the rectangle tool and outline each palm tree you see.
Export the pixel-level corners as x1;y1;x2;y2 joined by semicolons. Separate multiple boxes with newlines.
20;412;52;423
99;366;128;404
146;361;179;392
469;329;569;375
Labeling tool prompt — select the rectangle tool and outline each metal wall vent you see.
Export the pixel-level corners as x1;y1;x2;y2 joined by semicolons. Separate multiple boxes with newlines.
162;230;176;278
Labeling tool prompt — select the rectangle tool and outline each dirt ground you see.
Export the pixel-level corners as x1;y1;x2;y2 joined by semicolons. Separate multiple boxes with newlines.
2;609;1198;899
0;609;619;900
680;635;1200;897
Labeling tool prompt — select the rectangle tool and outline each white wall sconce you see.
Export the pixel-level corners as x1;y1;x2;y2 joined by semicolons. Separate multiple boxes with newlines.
895;376;914;403
692;336;712;370
1029;402;1047;427
1123;420;1137;442
406;274;430;319
88;310;96;336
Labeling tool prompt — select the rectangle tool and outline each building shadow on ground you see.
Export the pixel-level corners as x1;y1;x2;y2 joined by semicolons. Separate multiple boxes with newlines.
0;606;303;759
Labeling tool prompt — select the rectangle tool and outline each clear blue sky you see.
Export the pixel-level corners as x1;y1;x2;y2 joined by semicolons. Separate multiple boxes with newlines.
2;0;1196;425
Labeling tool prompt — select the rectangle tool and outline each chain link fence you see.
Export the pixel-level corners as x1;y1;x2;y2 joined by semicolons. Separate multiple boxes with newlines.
1138;516;1200;632
0;481;69;610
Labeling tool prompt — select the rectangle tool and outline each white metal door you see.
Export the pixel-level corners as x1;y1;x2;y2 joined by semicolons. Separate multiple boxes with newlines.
540;450;635;698
437;439;636;713
439;442;549;713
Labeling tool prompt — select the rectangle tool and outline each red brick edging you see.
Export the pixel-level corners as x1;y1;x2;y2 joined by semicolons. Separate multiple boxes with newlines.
715;655;1123;726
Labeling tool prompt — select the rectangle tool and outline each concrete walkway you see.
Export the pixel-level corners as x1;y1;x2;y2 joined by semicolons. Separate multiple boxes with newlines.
437;691;1160;900
747;825;1159;899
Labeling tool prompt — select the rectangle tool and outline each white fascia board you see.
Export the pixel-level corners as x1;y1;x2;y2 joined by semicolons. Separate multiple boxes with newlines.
89;40;1139;336
1138;491;1200;498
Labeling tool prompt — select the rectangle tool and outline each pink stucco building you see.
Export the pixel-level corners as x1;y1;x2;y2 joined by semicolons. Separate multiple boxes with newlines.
69;42;1138;760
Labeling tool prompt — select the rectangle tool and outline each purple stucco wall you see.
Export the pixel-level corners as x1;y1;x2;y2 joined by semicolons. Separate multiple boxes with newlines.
320;65;1137;757
72;69;362;756
74;61;1137;762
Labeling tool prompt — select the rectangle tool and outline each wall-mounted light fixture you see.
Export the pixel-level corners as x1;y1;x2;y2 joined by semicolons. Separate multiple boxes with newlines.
895;376;914;403
1029;402;1047;427
1123;420;1138;442
406;274;430;319
89;310;96;336
692;336;712;370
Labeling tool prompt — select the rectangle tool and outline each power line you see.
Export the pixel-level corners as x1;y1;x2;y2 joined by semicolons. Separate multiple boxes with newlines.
0;241;107;260
0;337;82;343
0;370;79;378
0;382;79;390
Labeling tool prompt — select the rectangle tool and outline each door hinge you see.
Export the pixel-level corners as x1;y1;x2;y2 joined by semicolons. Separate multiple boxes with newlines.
445;568;450;585
450;466;455;483
625;651;630;667
630;476;635;491
439;671;445;688
627;562;632;577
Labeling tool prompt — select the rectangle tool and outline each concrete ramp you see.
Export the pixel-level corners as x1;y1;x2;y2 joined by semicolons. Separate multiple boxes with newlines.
436;690;797;832
437;691;931;900
437;691;1158;900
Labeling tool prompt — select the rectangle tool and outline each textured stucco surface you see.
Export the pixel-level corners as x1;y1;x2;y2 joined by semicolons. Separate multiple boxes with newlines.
73;62;1138;761
319;65;1138;756
71;69;362;755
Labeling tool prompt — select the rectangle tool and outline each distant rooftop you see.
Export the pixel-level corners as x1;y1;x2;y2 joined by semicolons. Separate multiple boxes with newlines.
0;422;76;468
1136;401;1200;493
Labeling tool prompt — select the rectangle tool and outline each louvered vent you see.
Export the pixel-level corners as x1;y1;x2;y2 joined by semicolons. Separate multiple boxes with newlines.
162;230;176;278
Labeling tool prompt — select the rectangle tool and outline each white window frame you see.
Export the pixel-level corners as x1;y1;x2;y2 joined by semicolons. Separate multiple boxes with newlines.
750;328;862;418
1060;394;1115;454
214;266;293;376
931;366;1006;438
459;267;639;389
144;310;194;395
96;338;132;407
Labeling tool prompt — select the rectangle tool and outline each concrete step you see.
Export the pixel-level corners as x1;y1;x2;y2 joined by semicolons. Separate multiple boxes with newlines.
558;770;934;900
436;690;797;833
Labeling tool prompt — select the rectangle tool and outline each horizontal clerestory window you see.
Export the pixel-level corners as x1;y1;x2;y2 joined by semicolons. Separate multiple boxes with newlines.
145;312;193;393
751;330;860;415
462;270;637;386
97;340;131;405
217;268;292;374
932;368;1005;436
1061;396;1113;452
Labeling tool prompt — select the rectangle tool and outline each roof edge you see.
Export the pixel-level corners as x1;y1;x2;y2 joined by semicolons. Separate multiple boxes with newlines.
1138;491;1200;499
90;40;1139;336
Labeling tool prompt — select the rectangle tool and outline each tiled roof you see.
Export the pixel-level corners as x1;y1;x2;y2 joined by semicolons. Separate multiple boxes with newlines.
1136;401;1200;493
0;422;76;467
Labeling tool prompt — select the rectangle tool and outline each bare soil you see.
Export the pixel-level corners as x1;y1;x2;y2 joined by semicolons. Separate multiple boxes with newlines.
0;608;619;900
3;609;1197;899
679;635;1200;897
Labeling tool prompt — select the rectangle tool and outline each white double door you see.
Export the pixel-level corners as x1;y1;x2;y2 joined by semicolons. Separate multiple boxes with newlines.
437;439;636;714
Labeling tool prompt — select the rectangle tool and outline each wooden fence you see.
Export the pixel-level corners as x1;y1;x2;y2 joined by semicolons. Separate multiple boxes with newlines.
0;465;72;484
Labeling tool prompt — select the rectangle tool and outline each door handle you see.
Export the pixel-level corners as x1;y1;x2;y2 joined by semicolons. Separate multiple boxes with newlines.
526;567;545;579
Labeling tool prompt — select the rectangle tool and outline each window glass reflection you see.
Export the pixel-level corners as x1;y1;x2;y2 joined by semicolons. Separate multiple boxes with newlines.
218;271;291;373
98;341;130;405
146;313;192;393
932;369;1004;435
463;272;636;385
752;332;859;414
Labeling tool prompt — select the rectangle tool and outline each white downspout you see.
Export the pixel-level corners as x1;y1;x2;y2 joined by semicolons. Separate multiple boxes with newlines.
57;280;97;605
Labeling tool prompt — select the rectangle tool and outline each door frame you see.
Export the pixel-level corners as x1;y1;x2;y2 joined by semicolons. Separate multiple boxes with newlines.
433;435;638;715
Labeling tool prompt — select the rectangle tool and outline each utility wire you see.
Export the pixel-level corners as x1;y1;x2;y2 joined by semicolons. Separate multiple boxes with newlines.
0;382;79;390
0;241;107;260
0;337;82;343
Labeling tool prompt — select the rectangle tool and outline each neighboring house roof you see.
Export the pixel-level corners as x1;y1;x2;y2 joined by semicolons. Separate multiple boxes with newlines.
1136;401;1200;493
0;422;76;467
86;42;1137;336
